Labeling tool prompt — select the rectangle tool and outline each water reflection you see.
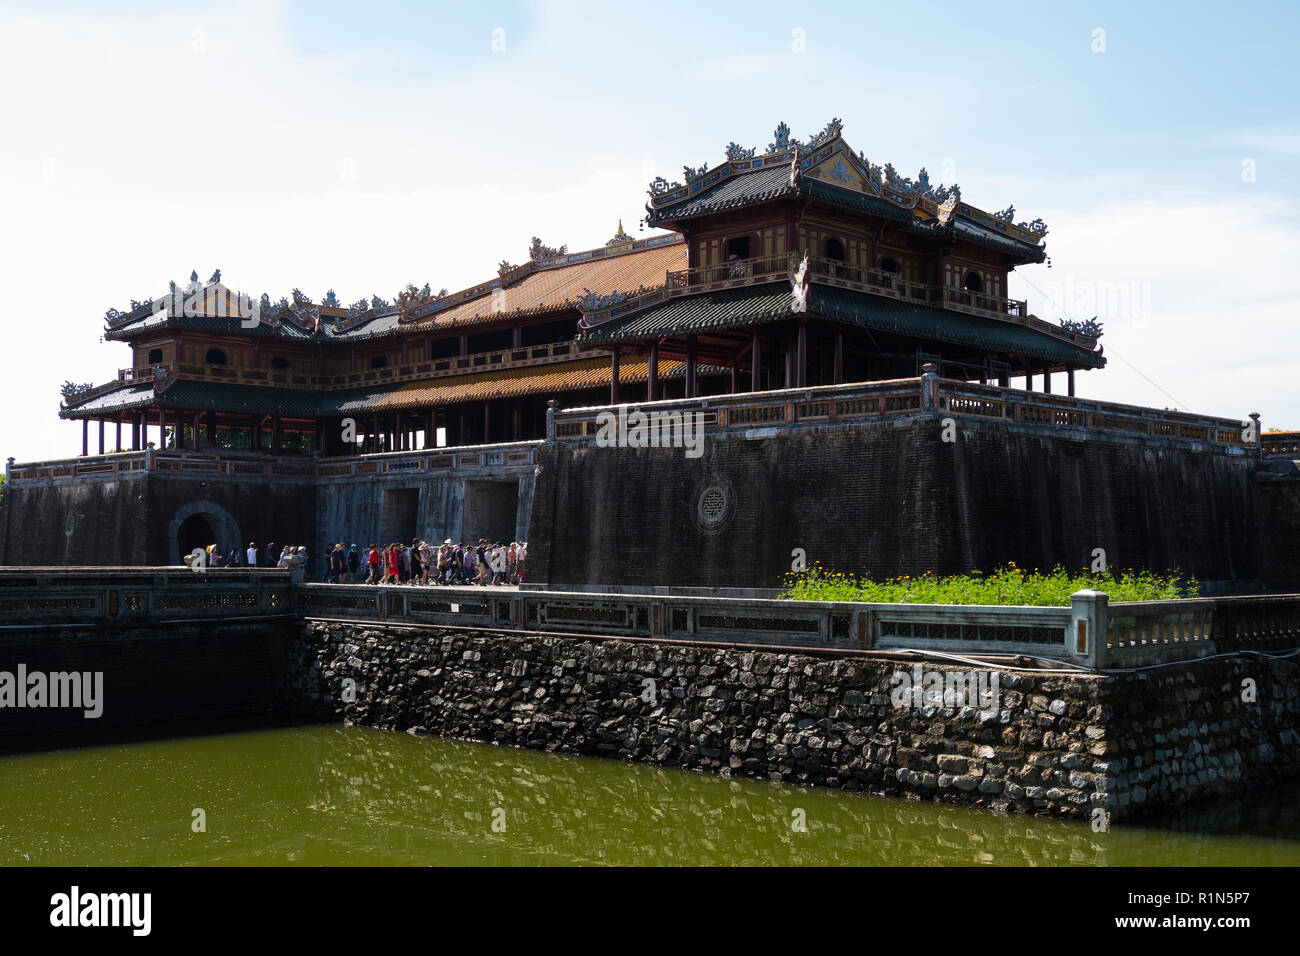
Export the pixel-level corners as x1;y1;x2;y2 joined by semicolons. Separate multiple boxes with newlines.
1;724;1297;866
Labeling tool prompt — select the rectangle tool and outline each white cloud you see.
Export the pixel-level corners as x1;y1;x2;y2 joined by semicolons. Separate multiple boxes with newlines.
1010;195;1300;426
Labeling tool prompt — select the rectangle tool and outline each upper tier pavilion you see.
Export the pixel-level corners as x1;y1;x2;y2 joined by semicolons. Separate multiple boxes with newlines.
60;119;1103;456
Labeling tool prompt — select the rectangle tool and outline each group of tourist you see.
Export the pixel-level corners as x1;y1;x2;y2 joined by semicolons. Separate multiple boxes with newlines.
194;539;526;587
323;539;526;586
198;542;309;569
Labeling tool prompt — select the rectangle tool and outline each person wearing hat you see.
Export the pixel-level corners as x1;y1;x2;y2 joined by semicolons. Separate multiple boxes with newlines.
264;541;277;568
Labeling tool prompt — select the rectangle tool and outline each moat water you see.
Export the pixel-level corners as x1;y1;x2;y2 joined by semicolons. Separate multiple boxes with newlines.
2;722;1298;866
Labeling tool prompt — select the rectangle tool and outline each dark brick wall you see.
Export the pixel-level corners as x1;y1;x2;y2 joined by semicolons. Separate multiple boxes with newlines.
528;418;1261;589
0;473;317;566
1256;475;1300;590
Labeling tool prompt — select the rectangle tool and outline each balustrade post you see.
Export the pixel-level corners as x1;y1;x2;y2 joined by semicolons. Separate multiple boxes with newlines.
1250;412;1261;460
1070;589;1109;669
546;399;557;440
920;362;939;411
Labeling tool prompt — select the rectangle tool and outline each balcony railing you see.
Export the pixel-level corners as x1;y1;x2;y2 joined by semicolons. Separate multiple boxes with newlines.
583;252;1094;349
1262;431;1300;457
549;376;1252;451
106;340;596;399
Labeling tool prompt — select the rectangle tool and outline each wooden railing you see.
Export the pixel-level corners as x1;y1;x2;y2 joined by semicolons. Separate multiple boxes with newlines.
550;376;1251;450
582;251;1094;350
108;340;595;397
1262;431;1300;457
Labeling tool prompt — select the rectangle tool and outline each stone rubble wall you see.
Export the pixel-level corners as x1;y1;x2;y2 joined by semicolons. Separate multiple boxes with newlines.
284;622;1300;822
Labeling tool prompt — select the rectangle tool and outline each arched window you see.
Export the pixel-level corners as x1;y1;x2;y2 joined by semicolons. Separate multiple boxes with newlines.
270;356;290;371
879;257;899;274
825;238;846;262
963;271;983;293
204;348;228;366
370;355;389;369
147;348;163;364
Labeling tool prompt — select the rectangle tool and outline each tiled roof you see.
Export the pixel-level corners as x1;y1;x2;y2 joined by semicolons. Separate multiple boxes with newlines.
406;242;686;334
578;282;1105;368
104;312;320;342
579;284;793;344
952;218;1046;263
59;383;156;416
60;357;713;419
351;357;696;414
647;164;796;223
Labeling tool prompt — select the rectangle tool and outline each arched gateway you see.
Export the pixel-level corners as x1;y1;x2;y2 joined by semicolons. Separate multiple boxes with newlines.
167;500;243;566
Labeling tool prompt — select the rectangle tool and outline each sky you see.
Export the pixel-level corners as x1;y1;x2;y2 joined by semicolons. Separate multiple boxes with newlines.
1;0;1298;463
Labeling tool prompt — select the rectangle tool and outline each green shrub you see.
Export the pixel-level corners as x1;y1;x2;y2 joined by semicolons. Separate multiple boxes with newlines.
780;562;1197;606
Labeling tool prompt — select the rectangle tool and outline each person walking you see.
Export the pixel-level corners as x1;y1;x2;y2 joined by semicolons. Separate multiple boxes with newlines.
366;544;380;584
246;541;258;567
346;544;360;584
329;543;346;584
265;541;277;568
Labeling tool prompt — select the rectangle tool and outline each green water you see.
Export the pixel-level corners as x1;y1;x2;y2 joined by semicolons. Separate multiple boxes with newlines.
1;724;1298;866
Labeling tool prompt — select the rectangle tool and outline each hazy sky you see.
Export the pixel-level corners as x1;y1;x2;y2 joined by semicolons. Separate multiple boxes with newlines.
2;0;1297;463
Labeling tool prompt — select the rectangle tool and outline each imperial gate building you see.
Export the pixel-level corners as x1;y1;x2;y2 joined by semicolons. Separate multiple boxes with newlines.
2;120;1291;589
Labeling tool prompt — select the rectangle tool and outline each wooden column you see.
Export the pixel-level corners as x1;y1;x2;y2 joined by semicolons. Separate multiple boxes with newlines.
131;416;140;451
1024;372;1033;393
192;411;201;450
611;350;622;404
1042;369;1052;394
483;402;491;443
271;415;281;453
81;420;88;456
1067;369;1076;397
686;336;697;398
647;342;659;401
97;419;105;455
730;355;738;394
512;400;521;442
397;411;405;451
751;330;761;392
833;330;844;385
512;327;522;349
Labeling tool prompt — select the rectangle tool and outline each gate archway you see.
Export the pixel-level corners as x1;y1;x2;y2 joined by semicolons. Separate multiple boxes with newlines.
168;499;243;565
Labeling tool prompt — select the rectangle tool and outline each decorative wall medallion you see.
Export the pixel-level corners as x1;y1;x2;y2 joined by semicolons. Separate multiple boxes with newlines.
692;475;736;535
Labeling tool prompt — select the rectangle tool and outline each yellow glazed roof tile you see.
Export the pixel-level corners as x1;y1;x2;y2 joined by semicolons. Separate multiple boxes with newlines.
410;243;686;332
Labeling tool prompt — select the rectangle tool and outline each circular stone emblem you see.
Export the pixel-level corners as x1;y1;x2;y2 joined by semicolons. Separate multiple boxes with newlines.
692;476;735;534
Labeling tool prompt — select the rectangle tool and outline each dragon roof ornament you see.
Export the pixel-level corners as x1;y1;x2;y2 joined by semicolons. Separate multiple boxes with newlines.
643;118;1045;244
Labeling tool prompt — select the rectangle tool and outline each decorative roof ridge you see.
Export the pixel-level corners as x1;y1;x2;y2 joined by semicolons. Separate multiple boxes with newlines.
644;119;1048;246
